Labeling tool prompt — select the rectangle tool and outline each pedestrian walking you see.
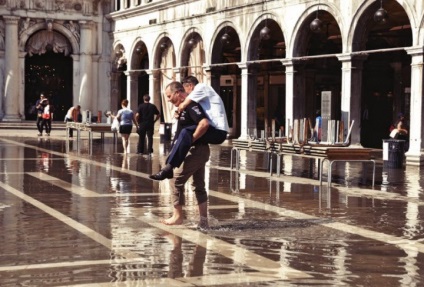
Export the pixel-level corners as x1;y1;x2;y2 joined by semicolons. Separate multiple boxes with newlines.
111;99;138;154
149;76;228;180
41;99;53;136
135;94;161;155
158;81;210;229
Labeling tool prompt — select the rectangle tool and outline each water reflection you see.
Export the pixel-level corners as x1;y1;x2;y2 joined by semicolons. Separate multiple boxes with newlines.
38;152;51;172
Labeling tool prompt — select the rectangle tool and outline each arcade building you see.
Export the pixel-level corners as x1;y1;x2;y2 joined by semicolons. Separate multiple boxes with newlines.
1;0;424;165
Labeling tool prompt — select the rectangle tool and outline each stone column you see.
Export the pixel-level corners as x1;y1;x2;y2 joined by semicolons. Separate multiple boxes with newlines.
173;67;181;83
3;16;20;121
204;65;221;92
70;54;80;105
92;55;100;112
125;71;140;111
389;61;403;118
237;63;257;139
0;51;4;119
78;21;94;111
337;54;367;145
405;48;424;165
146;69;161;129
19;52;26;119
281;60;296;136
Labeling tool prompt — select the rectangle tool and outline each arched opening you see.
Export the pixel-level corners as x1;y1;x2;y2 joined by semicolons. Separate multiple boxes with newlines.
248;18;286;136
293;9;342;125
154;37;175;124
131;42;149;106
112;45;128;111
24;28;73;121
211;25;241;138
353;0;412;148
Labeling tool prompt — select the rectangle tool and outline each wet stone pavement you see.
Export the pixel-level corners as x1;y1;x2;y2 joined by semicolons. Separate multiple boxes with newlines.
0;129;423;286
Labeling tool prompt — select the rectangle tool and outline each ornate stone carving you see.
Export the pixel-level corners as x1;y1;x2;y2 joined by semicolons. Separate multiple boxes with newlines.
0;0;101;14
25;20;71;56
19;17;36;36
55;0;65;10
65;20;80;42
35;0;44;8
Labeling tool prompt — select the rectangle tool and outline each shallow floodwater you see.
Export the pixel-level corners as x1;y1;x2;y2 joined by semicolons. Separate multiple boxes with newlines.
0;133;423;286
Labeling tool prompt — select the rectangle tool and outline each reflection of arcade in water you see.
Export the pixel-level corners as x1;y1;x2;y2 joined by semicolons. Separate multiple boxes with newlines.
25;51;73;121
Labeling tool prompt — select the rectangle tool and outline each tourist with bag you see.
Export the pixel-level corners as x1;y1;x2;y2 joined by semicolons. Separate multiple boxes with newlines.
35;93;48;136
41;99;53;136
110;99;138;154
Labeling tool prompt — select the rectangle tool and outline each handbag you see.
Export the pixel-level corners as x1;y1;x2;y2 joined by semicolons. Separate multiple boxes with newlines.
111;117;120;132
42;113;50;119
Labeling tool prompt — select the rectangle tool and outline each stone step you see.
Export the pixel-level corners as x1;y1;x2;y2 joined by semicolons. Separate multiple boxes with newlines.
0;121;66;130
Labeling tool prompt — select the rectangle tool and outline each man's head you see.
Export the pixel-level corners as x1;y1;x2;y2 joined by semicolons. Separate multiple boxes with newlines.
165;81;186;107
181;76;199;94
76;105;81;111
40;93;45;100
143;94;151;102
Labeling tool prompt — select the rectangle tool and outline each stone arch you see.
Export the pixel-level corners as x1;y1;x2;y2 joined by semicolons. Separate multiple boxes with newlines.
290;3;343;57
210;21;241;64
152;34;176;123
179;27;205;81
19;22;79;54
129;38;148;70
349;0;414;52
418;13;424;45
245;12;284;61
112;42;127;72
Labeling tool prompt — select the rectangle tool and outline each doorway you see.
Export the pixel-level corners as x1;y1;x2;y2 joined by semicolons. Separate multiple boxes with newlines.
25;51;73;121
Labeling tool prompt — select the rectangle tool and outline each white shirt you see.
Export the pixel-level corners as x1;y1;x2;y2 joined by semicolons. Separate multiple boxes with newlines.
188;83;229;132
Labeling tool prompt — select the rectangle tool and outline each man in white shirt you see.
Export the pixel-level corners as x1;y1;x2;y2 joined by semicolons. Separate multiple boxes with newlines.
149;76;228;181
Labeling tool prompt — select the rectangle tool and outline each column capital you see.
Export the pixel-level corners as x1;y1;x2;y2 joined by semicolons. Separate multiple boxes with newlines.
336;53;368;62
70;54;80;61
92;55;101;62
124;70;140;78
78;20;94;29
405;46;424;56
237;62;261;74
3;16;20;25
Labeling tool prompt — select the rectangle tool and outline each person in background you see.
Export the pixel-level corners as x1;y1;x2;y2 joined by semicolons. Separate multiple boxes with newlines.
35;93;48;136
136;94;161;155
64;105;81;138
111;99;138;154
313;109;322;142
41;99;53;136
394;112;409;151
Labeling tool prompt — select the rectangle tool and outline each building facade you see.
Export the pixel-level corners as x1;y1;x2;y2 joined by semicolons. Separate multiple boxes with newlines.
1;0;424;165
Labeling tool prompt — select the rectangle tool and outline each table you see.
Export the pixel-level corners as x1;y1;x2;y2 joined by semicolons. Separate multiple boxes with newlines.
230;139;375;189
66;122;118;154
